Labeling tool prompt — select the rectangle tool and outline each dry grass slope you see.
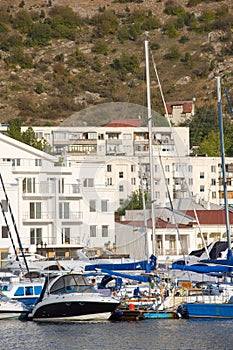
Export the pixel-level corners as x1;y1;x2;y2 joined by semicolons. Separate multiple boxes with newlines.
0;0;232;126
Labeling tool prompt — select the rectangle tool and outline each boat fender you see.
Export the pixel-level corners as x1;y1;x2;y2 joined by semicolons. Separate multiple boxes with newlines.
180;288;188;297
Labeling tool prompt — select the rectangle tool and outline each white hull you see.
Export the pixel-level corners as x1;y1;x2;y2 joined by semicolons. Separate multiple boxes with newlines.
33;312;112;322
0;312;25;320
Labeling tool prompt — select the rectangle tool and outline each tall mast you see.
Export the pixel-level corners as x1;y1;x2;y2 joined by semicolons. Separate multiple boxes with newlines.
216;76;231;253
145;35;156;254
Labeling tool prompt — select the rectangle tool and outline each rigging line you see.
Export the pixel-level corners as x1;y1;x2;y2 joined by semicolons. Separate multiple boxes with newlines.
150;50;210;258
158;155;186;261
0;174;31;277
0;202;24;273
139;156;149;260
159;154;192;281
116;230;148;248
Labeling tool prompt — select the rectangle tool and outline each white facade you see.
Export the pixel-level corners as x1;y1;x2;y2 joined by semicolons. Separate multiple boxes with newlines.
15;125;233;208
1;124;233;262
0;134;116;263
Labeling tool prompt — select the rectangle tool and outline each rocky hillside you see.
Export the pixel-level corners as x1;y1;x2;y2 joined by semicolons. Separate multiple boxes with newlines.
0;0;232;126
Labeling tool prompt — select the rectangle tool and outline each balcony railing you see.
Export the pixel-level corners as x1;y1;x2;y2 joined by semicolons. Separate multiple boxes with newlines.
22;211;83;222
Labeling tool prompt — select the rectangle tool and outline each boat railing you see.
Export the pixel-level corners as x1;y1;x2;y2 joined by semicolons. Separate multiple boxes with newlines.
185;288;230;304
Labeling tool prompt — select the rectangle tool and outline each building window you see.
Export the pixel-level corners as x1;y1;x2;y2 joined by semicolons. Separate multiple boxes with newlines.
131;164;135;172
211;165;216;172
1;200;8;212
155;192;160;199
101;200;108;212
119;199;124;206
12;159;21;166
188;178;193;186
59;202;70;219
200;172;204;179
165;165;170;172
123;134;131;140
211;179;216;186
30;228;42;245
131;178;136;185
119;171;123;178
212;191;217;199
83;178;94;187
30;202;42;219
35;159;42;167
200;185;205;192
62;228;70;244
154;165;158;173
58;178;65;193
2;226;8;238
23;178;36;193
119;185;124;192
89;200;96;212
90;225;97;237
188;165;193;172
102;225;108;237
107;178;112;186
107;164;112;172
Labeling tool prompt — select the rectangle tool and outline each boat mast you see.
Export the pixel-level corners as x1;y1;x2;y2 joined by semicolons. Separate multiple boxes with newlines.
0;173;31;275
145;34;156;255
216;76;231;253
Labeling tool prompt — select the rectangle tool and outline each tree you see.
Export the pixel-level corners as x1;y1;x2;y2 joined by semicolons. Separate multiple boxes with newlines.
6;119;48;151
197;130;220;156
116;189;149;216
6;118;22;142
180;105;218;149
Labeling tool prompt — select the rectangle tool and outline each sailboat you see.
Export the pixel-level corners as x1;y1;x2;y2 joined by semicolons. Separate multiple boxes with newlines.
177;77;233;318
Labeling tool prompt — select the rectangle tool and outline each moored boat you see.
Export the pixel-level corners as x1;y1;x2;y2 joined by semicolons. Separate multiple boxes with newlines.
0;291;29;320
28;273;120;322
1;278;44;307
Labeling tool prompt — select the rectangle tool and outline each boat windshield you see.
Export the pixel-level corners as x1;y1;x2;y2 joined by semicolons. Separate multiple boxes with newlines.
49;274;97;294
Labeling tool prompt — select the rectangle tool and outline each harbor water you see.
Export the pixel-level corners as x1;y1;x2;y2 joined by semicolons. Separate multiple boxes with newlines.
2;318;233;350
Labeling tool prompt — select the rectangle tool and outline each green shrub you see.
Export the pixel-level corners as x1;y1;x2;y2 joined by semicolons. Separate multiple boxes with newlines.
34;83;45;94
13;10;33;33
164;2;186;16
92;39;108;55
28;23;52;46
49;6;83;28
5;47;33;69
91;10;118;37
187;0;203;6
179;35;189;43
165;45;180;60
164;21;179;38
111;53;140;80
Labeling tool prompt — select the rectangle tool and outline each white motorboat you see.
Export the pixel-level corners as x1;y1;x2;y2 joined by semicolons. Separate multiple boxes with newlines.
28;273;120;322
1;278;45;307
0;292;29;320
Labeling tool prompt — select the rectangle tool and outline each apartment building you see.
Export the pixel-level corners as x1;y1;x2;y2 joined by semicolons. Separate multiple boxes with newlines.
1;122;233;263
22;124;233;208
0;133;115;264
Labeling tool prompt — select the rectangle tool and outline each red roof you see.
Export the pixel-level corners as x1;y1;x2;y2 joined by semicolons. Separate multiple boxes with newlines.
105;119;142;127
118;217;192;229
184;210;233;225
165;101;193;114
117;209;233;228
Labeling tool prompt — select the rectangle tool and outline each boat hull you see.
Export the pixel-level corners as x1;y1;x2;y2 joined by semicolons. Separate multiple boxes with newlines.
33;312;112;322
182;303;233;319
143;311;177;319
0;311;28;320
30;296;119;321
